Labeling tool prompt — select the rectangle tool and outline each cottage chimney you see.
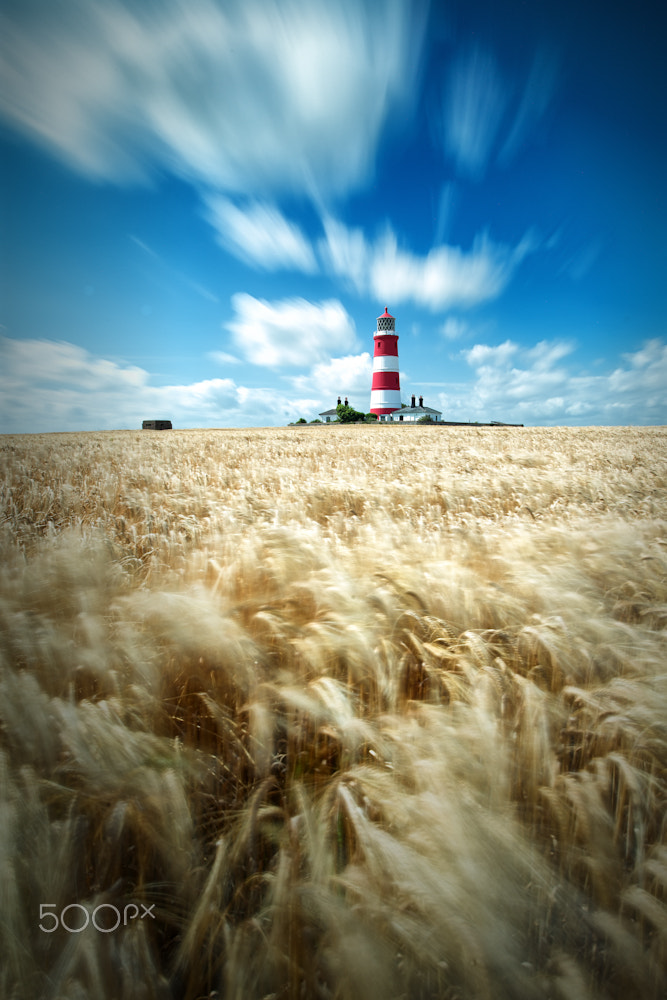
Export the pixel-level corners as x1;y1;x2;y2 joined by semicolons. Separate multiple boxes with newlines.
411;394;416;408
419;395;423;408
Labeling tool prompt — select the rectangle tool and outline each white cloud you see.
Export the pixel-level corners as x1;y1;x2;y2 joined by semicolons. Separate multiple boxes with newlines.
319;217;369;295
203;196;317;271
235;385;319;421
153;377;240;418
3;334;665;433
525;339;575;372
610;339;667;399
464;340;519;368
225;294;358;368
1;337;146;391
0;335;318;432
460;339;575;418
288;352;373;407
443;337;667;425
0;0;426;200
320;217;534;311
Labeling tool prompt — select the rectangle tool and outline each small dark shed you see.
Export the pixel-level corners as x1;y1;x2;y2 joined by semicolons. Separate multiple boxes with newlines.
142;420;172;430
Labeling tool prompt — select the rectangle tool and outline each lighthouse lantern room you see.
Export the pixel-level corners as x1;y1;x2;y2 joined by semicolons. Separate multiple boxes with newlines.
369;307;401;418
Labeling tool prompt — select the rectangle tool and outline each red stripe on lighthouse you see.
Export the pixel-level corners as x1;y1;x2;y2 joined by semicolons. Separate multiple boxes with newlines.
371;371;400;390
373;336;399;357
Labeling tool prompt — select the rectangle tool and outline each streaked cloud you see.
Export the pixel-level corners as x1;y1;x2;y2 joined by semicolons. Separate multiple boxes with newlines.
500;48;558;164
225;295;358;368
203;196;317;272
370;230;531;310
320;217;535;311
318;218;369;294
438;44;558;179
434;182;457;244
444;46;509;178
0;0;426;200
130;236;220;302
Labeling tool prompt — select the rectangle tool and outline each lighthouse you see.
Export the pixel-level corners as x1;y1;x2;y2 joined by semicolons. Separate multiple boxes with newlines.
369;307;401;418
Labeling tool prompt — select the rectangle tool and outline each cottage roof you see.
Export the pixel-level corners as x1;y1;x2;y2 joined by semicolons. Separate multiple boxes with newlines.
401;405;442;416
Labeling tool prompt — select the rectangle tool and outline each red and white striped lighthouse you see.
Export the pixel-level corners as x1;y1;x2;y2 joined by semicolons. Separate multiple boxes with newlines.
369;307;401;418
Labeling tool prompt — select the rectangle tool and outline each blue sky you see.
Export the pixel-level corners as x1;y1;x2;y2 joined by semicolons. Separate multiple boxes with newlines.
1;0;665;432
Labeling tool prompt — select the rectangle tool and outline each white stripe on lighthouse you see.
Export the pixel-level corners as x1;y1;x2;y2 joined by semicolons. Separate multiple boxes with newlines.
372;354;401;372
370;388;402;409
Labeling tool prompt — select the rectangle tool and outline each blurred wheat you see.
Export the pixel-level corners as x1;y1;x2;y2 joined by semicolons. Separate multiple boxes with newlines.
1;425;666;999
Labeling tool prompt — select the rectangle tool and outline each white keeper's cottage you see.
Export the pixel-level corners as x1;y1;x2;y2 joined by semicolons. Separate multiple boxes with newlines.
395;394;442;422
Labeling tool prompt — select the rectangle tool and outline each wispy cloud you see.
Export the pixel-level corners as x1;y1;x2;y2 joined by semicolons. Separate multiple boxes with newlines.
320;217;536;311
560;238;602;281
225;295;358;368
130;235;220;302
440;317;469;340
209;351;242;366
203;196;317;272
434;182;457;244
437;44;558;179
500;48;558;165
0;0;426;200
444;46;509;179
318;217;369;295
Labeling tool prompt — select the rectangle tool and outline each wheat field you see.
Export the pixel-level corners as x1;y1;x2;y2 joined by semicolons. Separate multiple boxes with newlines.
1;424;666;999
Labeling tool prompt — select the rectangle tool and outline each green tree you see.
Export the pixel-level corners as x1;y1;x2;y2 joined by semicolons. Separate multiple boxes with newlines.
336;403;365;423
